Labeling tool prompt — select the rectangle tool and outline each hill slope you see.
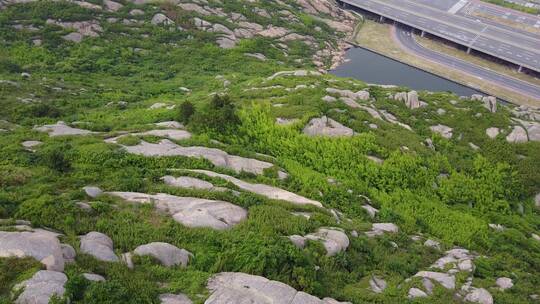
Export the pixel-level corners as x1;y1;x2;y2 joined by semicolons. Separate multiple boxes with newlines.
1;1;539;303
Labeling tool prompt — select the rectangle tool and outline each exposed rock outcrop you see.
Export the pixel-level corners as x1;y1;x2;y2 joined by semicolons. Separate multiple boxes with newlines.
369;276;387;293
14;270;67;304
205;272;351;304
430;124;453;139
133;242;192;267
159;293;193;304
0;230;67;272
289;228;349;256
80;231;118;262
35;121;95;137
106;138;278;176
108;192;247;230
303;116;353;137
365;223;399;237
187;170;322;207
506;125;528;143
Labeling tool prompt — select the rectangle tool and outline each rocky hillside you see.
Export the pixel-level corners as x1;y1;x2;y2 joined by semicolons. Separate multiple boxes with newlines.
1;1;540;304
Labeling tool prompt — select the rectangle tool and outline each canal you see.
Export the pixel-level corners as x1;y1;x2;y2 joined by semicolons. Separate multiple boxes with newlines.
331;47;481;97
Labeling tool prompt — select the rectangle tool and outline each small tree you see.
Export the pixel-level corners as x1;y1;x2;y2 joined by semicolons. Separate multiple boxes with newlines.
178;101;195;123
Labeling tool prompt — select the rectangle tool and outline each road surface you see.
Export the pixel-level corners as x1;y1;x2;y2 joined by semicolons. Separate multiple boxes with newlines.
393;25;540;100
340;0;540;72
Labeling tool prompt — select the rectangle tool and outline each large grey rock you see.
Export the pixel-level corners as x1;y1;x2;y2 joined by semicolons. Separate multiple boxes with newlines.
535;193;540;209
303;116;353;137
188;170;322;207
431;248;474;271
266;70;321;81
80;232;118;262
325;88;369;101
83;273;106;282
369;276;387;293
22;140;42;150
155;121;184;129
365;223;399;237
205;272;350;304
414;271;455;289
361;204;379;218
506;126;528;143
482;96;497;113
34;121;95;137
408;288;428;299
108;192;247;230
495;277;513;290
162;175;214;190
14;270;67;304
151;13;174;26
393;91;425;109
104;0;122;11
424;239;441;250
0;231;65;271
464;288;493;304
84;186;103;198
133;242;192;267
485;127;500;139
430;124;453;139
304;228;349;256
133;129;191;141
107;138;276;176
160;293;193;304
178;2;211;15
289;235;307;248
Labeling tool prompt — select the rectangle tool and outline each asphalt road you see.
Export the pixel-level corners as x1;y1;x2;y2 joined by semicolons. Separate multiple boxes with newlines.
394;25;540;100
340;0;540;72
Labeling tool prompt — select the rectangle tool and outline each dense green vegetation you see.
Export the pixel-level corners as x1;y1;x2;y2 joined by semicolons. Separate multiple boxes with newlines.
1;0;539;303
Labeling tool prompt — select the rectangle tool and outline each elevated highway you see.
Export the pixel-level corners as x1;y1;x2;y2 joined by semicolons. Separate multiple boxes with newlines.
338;0;540;73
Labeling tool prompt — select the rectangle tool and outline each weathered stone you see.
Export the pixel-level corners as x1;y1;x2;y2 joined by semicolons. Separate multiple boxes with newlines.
80;231;118;262
424;239;441;250
408;288;428;299
0;231;65;272
506;126;528;143
155;121;184;129
162;175;214;190
289;235;306;249
464;288;493;304
35;121;95;137
361;204;378;218
485;127;500;139
104;0;123;12
21;140;42;149
152;13;174;26
496;277;513;290
159;293;193;304
107;138;276;176
304;228;349;256
414;271;455;289
84;186;103;198
303;116;353;137
482;96;497;113
365;223;399;237
244;53;266;61
60;244;76;263
108;192;247;230
205;272;350;304
369;276;387;293
83;273;106;282
188;170;322;207
14;270;67;304
430;124;453;139
133;242;192;267
179;3;211;15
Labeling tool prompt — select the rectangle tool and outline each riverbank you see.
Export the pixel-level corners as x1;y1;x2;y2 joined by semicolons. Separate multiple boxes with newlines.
351;19;539;107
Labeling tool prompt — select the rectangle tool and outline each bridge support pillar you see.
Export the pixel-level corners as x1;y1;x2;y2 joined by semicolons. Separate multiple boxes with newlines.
379;15;385;22
466;47;471;54
518;66;523;73
421;30;425;37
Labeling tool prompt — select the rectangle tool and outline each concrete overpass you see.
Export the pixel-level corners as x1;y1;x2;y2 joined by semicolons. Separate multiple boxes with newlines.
337;0;540;73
